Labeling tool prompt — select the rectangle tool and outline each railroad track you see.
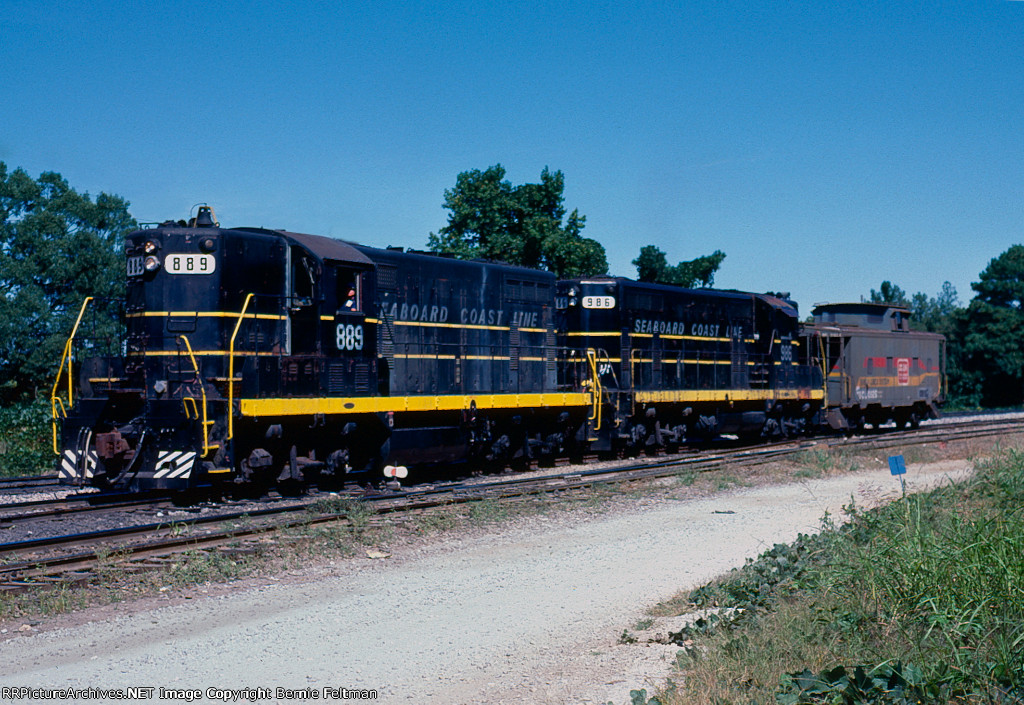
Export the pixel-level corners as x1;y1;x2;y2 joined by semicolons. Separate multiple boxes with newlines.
0;441;817;593
1;415;1020;594
0;474;59;488
0;475;61;497
0;491;176;523
830;416;1024;451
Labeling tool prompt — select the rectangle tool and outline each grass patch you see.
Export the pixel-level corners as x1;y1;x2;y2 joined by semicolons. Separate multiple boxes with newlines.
468;498;512;523
0;583;87;622
413;508;460;534
796;446;862;476
714;474;742;491
164;548;260;586
675;471;697;486
658;447;1024;704
791;466;821;479
634;617;654;631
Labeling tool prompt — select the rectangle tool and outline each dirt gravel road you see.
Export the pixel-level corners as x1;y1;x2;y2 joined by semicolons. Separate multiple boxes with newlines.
0;460;970;704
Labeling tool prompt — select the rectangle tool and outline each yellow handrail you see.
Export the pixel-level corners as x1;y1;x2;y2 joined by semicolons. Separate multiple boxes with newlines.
50;297;94;454
586;348;603;432
178;335;211;457
50;398;67;454
227;294;255;441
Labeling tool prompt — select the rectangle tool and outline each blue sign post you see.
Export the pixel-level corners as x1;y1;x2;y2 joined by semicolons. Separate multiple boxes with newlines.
888;454;907;496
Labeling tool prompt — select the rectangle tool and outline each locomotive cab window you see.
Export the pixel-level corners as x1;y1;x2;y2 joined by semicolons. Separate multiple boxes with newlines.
291;250;319;308
336;269;363;314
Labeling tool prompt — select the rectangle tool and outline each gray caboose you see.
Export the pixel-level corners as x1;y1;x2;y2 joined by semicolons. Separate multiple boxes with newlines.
802;303;946;430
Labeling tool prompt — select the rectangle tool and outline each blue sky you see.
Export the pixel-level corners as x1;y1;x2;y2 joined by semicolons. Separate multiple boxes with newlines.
2;1;1022;313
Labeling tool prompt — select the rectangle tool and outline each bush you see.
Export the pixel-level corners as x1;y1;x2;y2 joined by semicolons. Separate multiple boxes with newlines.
0;397;53;476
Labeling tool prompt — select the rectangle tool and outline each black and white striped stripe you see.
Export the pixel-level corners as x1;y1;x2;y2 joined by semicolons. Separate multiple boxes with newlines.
153;451;197;479
60;449;97;480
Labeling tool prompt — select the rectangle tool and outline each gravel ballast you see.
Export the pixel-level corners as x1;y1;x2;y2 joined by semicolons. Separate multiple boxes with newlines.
0;460;971;704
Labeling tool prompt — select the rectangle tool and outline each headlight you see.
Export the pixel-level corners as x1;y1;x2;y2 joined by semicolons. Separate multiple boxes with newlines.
144;240;159;254
144;256;161;272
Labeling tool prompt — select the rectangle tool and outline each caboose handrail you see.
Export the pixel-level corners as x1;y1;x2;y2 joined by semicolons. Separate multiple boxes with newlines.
227;294;256;441
178;335;212;458
816;332;829;411
50;296;94;455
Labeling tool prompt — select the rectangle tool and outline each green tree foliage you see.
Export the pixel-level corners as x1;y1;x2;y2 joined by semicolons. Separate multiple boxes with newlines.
0;397;51;476
869;280;910;307
427;165;607;277
868;280;960;334
972;244;1024;308
950;245;1024;407
632;245;726;288
0;163;135;401
911;281;960;333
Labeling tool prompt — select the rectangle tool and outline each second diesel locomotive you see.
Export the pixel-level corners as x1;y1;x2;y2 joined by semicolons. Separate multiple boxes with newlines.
52;209;944;492
558;278;824;453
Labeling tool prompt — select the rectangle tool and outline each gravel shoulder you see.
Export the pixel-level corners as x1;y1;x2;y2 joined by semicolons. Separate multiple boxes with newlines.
0;458;973;704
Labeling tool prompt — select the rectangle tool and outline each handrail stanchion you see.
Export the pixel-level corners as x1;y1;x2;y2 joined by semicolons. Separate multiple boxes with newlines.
178;335;212;457
228;294;255;442
49;297;93;455
586;348;603;432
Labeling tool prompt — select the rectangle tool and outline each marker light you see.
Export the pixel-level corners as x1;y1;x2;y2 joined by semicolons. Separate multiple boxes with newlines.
383;466;409;479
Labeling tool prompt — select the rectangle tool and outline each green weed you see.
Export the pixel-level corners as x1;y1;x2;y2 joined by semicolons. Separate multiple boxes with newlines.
415;511;459;534
675;471;696;486
308;495;376;538
164;548;257;586
660;447;1024;704
468;498;512;523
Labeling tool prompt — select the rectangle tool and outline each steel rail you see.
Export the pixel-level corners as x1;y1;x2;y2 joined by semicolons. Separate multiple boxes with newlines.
2;416;1021;592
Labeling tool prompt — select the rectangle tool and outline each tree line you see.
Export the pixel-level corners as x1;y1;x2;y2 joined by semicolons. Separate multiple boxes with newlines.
866;245;1024;407
1;160;1021;409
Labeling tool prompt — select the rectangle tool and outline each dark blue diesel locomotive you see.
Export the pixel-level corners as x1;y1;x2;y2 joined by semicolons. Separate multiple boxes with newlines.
53;208;590;490
557;278;824;453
